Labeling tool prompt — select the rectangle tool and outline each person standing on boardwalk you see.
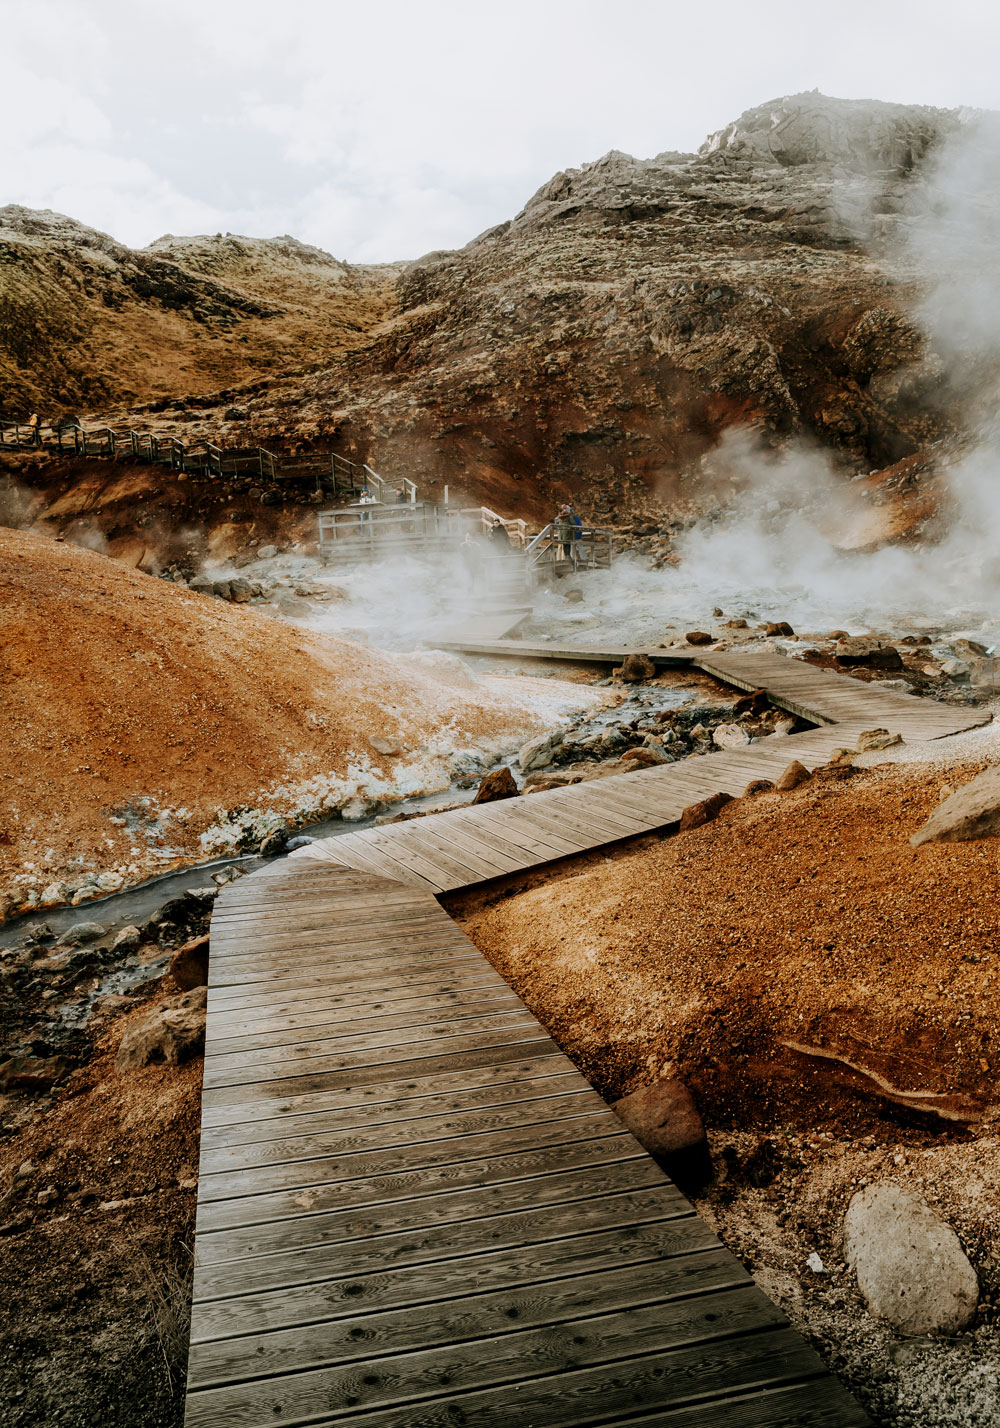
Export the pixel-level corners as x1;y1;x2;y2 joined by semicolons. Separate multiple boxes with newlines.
555;505;572;562
358;485;377;529
567;504;587;565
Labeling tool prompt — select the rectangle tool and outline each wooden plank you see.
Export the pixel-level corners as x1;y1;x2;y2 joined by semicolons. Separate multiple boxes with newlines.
186;1288;786;1427
199;1052;574;1133
187;1247;746;1390
194;1133;643;1237
201;1033;563;1109
192;1188;711;1308
199;1067;583;1152
195;1156;669;1267
199;1086;609;1175
190;1210;717;1339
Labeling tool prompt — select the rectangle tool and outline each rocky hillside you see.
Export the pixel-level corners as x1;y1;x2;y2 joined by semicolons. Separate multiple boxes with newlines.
169;91;964;520
1;93;983;526
0;208;398;414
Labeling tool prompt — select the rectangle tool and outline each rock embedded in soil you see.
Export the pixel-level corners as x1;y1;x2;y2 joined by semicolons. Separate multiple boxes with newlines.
115;986;208;1071
111;925;142;951
169;934;210;991
685;631;714;646
776;760;812;791
679;792;734;831
472;767;519;804
518;730;563;772
259;827;289;856
369;735;402;756
843;1183;978;1335
621;746;669;768
56;921;106;947
744;778;775;795
765;621;795;637
610;1075;711;1192
617;653;657;682
856;728;903;752
911;766;1000;847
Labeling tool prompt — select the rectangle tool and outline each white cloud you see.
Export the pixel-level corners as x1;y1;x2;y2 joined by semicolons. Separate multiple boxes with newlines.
3;0;1000;260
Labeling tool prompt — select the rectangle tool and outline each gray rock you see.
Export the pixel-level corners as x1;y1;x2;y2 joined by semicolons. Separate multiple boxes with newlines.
111;925;142;951
911;766;1000;846
115;987;208;1072
843;1183;978;1334
518;730;564;772
286;835;314;850
56;921;106;948
712;722;751;749
259;827;289;856
228;578;253;603
257;544;278;560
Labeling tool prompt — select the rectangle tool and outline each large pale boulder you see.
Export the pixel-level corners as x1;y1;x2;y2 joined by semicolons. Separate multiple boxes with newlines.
843;1183;978;1334
911;767;1000;846
518;731;563;772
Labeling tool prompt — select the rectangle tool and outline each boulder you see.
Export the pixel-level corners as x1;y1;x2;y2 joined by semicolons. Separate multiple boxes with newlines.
618;653;656;682
940;656;970;678
685;631;713;646
911;766;1000;846
835;638;903;670
56;921;106;948
257;544;278;560
0;1054;70;1092
843;1183;978;1334
679;792;733;831
955;638;988;658
472;767;519;804
620;745;669;767
611;1076;711;1191
116;987;208;1071
169;934;210;990
765;621;795;637
712;722;751;749
743;778;775;796
111;925;142;952
856;728;903;752
228;578;253;603
776;760;811;791
518;730;564;772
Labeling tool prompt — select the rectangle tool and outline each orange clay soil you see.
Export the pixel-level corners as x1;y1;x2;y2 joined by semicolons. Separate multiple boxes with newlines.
452;761;1000;1138
0;526;553;914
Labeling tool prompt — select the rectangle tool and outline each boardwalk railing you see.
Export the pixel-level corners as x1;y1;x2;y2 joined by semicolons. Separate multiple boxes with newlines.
0;413;411;500
526;520;615;570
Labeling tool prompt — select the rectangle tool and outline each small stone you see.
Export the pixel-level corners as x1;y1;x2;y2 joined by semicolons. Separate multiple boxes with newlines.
611;1076;710;1191
712;722;751;749
564;588;584;603
941;656;970;678
472;768;519;803
111;925;142;952
776;760;811;791
518;731;564;773
856;728;903;752
685;631;713;646
257;544;278;560
806;1252;826;1274
169;935;210;991
369;735;402;756
766;621;795;637
95;871;125;893
843;1183;978;1334
56;921;106;948
743;779;775;796
620;746;669;767
679;792;734;831
724;618;748;629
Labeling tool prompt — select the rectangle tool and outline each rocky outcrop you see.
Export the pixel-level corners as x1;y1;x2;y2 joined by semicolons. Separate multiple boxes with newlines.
115;987;208;1071
911;766;1000;846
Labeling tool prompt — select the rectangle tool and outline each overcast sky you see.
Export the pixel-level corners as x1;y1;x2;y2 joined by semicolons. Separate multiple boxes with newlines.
4;0;999;262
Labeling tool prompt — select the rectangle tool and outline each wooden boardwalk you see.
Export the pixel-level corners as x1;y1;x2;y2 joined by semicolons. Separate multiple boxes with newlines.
186;648;987;1426
187;862;871;1428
